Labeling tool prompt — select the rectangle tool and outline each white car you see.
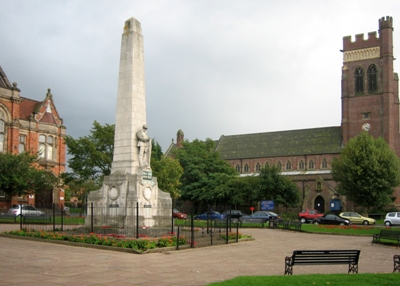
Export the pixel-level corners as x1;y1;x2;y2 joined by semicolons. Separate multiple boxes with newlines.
7;205;45;217
384;212;400;226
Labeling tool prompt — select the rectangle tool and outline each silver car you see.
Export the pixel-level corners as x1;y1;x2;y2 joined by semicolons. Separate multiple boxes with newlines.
7;204;45;217
384;212;400;226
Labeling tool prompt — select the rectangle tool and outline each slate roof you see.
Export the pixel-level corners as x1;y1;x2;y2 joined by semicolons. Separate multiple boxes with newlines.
215;126;343;160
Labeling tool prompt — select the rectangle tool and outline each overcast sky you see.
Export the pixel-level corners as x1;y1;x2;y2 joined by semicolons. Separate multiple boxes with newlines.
1;1;399;155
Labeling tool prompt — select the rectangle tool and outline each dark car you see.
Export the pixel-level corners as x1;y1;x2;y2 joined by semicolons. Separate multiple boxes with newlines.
239;211;279;224
173;209;188;219
312;214;351;225
222;210;247;222
194;211;225;220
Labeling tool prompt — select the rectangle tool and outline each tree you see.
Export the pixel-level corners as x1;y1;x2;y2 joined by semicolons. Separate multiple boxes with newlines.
224;176;259;207
0;152;57;197
257;164;300;209
64;121;114;183
151;157;183;201
173;138;237;204
332;131;400;211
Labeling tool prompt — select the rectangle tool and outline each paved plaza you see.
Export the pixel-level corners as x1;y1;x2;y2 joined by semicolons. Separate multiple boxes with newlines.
0;224;398;285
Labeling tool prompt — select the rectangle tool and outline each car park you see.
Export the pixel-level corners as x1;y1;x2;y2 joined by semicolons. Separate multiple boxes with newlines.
173;209;188;219
194;211;225;220
7;204;45;217
384;212;400;226
312;214;351;225
339;212;375;225
239;211;279;224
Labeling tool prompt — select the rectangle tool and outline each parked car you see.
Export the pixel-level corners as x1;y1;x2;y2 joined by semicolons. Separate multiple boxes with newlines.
173;209;188;219
298;209;324;223
7;205;45;217
239;211;279;224
312;214;351;225
194;211;225;220
222;210;247;222
339;212;375;225
384;212;400;226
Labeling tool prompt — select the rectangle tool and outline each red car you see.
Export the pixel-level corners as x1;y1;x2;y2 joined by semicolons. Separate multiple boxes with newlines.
173;209;188;219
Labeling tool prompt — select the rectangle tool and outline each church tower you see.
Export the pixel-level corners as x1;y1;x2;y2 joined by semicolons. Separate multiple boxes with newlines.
341;16;400;155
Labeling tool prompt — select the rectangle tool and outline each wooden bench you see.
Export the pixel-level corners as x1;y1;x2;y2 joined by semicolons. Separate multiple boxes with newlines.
279;220;290;229
372;230;400;248
289;221;302;230
284;250;360;275
394;255;400;273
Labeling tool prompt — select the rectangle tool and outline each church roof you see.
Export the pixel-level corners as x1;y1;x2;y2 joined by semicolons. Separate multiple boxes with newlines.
215;126;343;160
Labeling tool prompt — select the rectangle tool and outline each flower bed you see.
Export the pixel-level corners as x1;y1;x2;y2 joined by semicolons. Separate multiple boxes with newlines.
5;229;188;252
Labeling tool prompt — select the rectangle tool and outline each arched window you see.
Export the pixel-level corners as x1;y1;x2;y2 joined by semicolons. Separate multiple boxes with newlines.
321;158;328;169
235;164;241;173
299;160;305;170
308;160;315;169
286;161;292;170
255;162;261;172
0;119;4;153
265;162;269;169
354;66;364;93
368;64;377;92
244;164;249;173
276;161;282;170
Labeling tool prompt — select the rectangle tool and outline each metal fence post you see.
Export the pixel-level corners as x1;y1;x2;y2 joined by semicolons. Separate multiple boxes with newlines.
52;203;56;232
171;201;174;234
136;202;139;239
19;204;22;230
226;214;229;244
191;208;194;248
176;225;180;250
61;205;64;232
236;223;239;242
90;203;94;233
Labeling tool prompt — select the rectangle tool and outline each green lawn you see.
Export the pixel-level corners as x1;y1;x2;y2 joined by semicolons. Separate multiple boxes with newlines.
208;273;400;286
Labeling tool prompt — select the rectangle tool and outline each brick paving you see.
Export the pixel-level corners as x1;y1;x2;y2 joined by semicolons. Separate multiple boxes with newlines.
0;224;398;285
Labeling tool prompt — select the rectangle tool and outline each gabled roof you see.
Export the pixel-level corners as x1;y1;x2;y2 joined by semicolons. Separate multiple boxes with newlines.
215;126;343;160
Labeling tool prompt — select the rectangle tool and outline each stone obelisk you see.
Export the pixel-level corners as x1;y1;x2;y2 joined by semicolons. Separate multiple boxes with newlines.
111;18;146;175
86;17;171;230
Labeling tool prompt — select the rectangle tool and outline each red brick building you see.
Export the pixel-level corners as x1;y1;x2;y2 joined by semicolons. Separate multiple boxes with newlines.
0;66;66;210
166;17;400;213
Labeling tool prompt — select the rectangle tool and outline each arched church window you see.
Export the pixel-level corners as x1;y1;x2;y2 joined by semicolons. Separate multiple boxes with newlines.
354;66;364;93
321;158;328;169
235;164;241;173
299;160;305;170
286;160;292;170
276;161;282;170
244;164;249;173
368;64;377;92
308;160;315;169
255;162;261;172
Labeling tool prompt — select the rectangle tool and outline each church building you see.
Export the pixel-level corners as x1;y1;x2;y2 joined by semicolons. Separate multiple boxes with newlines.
0;66;67;210
166;16;400;213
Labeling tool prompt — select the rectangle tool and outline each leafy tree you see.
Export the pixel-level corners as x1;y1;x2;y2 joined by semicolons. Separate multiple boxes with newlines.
257;164;300;208
151;140;163;161
0;152;57;196
224;175;259;207
151;157;183;201
173;138;236;204
332;131;400;211
64;121;114;183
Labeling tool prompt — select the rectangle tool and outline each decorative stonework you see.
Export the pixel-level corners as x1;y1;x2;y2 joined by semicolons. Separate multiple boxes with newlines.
343;47;380;62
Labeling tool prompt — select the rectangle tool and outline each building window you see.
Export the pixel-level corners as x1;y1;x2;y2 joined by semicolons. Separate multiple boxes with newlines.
362;112;370;120
368;64;377;92
354;66;364;93
255;162;261;172
39;134;55;160
244;164;249;173
235;164;241;173
0;120;4;153
276;161;282;170
299;160;305;170
286;161;292;170
308;160;315;169
19;135;26;153
321;159;328;169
